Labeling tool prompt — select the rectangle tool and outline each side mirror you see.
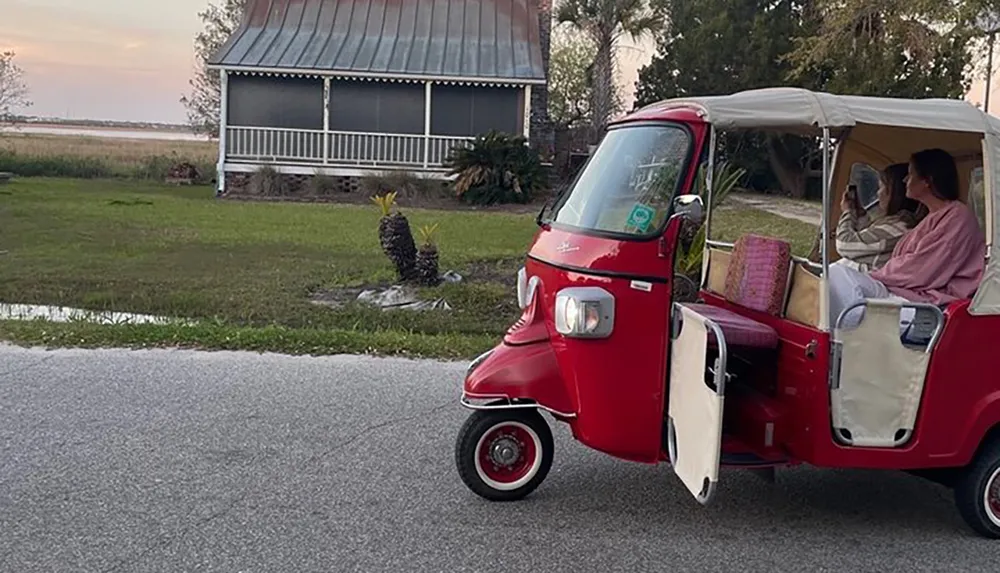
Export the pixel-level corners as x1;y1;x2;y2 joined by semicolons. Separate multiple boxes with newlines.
673;194;704;223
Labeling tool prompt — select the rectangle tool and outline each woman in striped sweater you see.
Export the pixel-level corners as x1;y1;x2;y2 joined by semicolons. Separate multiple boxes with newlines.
832;163;926;272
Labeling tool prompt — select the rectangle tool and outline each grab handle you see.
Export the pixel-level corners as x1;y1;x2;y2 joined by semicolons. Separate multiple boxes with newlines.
834;300;945;354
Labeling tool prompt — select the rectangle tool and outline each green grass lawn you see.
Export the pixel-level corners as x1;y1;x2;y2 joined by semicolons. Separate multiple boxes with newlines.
0;177;817;359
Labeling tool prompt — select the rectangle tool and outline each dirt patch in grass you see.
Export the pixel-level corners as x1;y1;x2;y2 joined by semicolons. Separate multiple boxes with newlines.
308;286;366;309
306;256;523;310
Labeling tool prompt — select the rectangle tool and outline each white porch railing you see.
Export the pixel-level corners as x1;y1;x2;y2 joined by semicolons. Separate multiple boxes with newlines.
226;126;474;169
227;127;325;163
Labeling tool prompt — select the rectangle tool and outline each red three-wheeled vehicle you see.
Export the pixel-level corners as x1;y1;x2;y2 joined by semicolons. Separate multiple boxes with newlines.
454;87;1000;538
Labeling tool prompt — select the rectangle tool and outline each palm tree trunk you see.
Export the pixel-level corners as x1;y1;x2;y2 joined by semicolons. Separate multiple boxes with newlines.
591;33;615;143
766;135;808;198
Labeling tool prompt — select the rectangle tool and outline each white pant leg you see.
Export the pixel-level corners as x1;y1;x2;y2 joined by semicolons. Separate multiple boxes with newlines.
828;263;890;328
831;258;861;272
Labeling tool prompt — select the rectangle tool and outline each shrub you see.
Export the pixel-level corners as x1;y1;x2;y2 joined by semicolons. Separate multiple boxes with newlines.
359;170;443;199
445;131;546;206
692;159;746;210
307;172;339;195
247;166;288;196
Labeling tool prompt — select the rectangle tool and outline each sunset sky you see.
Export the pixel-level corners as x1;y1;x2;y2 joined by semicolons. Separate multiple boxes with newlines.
2;0;207;123
1;0;992;124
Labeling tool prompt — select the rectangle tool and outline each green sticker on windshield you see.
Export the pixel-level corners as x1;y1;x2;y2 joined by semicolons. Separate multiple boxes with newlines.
626;203;656;232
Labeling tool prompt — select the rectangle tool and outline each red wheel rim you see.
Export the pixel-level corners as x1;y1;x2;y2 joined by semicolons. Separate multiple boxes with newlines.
474;422;541;490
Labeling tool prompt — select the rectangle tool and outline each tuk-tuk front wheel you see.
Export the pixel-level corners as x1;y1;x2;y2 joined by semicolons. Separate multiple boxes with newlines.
955;440;1000;538
455;409;553;501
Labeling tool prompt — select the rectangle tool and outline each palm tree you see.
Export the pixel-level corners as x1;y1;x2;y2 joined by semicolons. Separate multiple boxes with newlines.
556;0;660;141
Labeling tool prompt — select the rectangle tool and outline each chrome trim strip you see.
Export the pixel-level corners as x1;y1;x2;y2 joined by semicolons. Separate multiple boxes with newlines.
704;126;717;248
466;349;494;376
706;239;734;249
704;318;728;396
460;395;577;419
822;127;832;331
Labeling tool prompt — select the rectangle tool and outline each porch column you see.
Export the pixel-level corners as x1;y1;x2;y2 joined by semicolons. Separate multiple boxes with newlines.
323;77;330;164
523;84;532;140
216;69;228;196
424;81;432;168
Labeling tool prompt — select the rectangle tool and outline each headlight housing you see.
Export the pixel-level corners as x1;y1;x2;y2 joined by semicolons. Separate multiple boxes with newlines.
555;287;615;338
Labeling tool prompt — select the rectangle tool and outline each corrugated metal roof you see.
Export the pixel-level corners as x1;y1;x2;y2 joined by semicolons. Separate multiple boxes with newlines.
209;0;547;83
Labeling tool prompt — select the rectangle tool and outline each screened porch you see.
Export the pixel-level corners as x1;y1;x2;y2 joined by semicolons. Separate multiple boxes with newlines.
221;74;530;173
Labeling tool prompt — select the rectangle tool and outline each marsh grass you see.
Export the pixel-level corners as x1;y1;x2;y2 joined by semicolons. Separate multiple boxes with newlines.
0;132;216;181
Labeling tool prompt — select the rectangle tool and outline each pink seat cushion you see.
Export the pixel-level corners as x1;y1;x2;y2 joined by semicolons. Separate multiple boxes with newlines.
724;234;791;316
684;303;779;349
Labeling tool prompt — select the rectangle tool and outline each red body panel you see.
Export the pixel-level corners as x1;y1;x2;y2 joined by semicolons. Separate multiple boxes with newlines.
464;113;709;464
699;293;1000;470
804;300;1000;469
465;338;576;417
464;105;1000;476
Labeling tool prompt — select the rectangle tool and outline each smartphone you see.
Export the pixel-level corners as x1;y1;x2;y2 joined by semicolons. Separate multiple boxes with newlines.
845;184;864;216
846;184;858;203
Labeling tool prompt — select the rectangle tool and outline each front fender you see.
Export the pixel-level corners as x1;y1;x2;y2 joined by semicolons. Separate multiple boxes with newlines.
463;341;576;418
954;390;1000;465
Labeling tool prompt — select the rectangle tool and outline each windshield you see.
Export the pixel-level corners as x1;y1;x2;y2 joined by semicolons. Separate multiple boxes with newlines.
550;123;692;238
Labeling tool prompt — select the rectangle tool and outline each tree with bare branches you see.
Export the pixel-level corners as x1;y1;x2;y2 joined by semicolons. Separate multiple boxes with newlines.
0;50;31;126
181;0;246;139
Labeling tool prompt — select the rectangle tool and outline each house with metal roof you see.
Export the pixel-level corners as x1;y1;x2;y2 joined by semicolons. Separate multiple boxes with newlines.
208;0;552;192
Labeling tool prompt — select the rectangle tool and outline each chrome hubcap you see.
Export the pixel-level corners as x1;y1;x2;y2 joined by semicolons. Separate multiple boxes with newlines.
489;436;521;467
474;421;542;492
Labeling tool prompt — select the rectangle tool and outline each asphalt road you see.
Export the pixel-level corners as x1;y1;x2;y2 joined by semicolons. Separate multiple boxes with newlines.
1;344;999;572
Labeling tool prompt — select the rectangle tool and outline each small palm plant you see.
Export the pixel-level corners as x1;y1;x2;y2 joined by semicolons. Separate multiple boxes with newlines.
372;191;417;281
415;223;441;286
672;160;747;302
445;131;545;206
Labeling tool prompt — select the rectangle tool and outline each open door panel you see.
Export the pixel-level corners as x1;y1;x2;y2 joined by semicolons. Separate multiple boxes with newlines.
668;303;727;504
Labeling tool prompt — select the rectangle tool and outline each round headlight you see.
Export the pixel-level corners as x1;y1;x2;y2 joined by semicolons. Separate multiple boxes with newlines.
564;297;580;332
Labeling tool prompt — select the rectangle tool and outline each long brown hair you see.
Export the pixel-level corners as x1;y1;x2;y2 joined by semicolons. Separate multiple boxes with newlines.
882;163;922;218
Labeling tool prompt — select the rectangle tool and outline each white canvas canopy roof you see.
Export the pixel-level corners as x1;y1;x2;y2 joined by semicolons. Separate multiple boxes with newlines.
634;87;1000;316
635;87;1000;136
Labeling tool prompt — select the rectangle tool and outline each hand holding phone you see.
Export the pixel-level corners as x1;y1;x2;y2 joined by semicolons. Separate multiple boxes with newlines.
841;184;862;217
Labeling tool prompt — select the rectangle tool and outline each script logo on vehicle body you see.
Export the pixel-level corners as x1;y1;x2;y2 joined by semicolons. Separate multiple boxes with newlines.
556;241;579;254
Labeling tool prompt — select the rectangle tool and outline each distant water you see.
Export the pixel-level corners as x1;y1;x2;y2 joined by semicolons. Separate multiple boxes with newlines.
4;125;208;142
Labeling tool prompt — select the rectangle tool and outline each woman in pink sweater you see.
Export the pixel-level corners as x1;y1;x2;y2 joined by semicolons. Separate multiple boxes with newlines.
828;148;986;327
